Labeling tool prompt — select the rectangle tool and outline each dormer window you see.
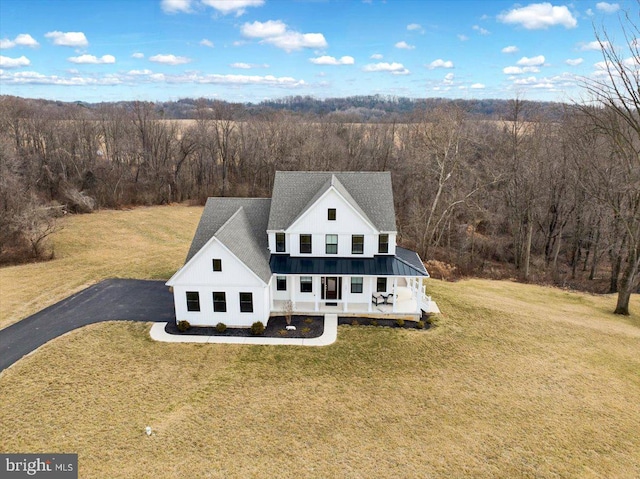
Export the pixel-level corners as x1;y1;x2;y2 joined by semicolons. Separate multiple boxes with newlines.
378;234;389;254
275;233;285;252
328;208;336;220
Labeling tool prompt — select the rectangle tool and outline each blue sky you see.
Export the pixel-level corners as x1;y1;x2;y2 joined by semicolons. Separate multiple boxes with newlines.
0;0;635;103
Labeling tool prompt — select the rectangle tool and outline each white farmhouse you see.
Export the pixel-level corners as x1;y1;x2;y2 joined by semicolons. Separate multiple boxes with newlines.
166;171;434;327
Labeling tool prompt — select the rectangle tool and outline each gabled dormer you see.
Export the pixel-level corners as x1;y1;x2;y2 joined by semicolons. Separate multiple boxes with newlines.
267;171;397;257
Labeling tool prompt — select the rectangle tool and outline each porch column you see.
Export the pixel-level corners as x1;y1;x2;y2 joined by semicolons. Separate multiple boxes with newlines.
392;277;398;313
368;276;373;312
270;277;274;312
315;293;319;312
291;275;297;309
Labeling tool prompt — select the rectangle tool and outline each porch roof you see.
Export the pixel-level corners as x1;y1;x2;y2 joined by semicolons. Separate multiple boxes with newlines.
270;247;428;277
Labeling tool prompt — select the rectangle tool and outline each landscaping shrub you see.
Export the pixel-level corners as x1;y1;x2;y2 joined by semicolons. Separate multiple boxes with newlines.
416;320;425;329
395;318;405;328
301;326;311;336
250;321;265;335
351;319;360;326
177;320;191;332
371;319;378;327
216;322;227;333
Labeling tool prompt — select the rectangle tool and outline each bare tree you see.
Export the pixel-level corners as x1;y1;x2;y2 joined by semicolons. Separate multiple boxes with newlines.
576;9;640;314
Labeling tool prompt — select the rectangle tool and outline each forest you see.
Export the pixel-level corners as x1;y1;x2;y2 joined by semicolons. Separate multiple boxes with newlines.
1;27;638;315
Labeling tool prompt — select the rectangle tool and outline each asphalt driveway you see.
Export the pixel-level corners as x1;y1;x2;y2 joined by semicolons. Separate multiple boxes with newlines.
0;279;175;372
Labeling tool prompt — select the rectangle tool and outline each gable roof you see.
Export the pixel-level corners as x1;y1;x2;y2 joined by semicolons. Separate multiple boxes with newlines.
185;198;272;282
268;171;396;232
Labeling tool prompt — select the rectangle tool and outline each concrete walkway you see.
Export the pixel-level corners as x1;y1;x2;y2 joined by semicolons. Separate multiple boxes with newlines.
150;314;338;346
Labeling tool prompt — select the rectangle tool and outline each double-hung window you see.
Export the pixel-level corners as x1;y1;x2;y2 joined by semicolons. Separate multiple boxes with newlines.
300;276;312;293
378;234;389;254
239;292;253;313
326;234;338;254
376;277;387;293
186;292;200;312
275;233;285;252
300;234;312;254
351;277;363;294
213;292;227;312
352;235;364;254
276;276;287;291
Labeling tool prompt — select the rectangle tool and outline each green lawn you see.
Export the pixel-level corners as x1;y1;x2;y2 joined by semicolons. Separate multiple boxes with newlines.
0;205;639;478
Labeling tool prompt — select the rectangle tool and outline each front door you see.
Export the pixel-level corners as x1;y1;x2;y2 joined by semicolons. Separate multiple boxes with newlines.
321;277;342;303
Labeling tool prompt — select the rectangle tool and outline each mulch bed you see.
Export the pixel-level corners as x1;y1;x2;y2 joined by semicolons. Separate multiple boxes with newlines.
164;315;324;339
338;315;432;330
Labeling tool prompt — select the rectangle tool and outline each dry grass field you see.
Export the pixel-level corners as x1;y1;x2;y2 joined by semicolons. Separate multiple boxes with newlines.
0;205;203;330
1;205;639;478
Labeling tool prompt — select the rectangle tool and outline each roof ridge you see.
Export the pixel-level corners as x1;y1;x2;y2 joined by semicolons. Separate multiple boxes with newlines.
214;206;244;237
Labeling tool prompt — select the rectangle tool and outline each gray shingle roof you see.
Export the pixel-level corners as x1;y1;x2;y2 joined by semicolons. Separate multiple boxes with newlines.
185;198;272;283
268;171;397;232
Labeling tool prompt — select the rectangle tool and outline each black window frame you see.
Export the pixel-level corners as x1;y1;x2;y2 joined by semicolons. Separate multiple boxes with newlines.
212;291;227;312
351;277;363;294
326;234;338;254
328;208;336;220
275;232;285;252
239;292;253;313
300;276;313;293
352;235;364;255
300;234;312;254
276;276;287;291
186;291;200;312
376;277;387;293
378;234;389;254
212;258;222;271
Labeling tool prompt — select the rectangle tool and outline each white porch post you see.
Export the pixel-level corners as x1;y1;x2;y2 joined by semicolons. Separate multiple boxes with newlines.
392;277;398;313
368;276;373;312
270;277;274;312
291;275;297;309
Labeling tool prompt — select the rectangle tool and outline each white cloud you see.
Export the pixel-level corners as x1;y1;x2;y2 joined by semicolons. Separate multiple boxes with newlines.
458;34;469;41
516;55;545;66
0;69;304;88
473;25;490;35
470;83;485;89
68;54;115;64
407;23;423;31
580;40;610;51
0;55;30;68
497;3;577;30
503;65;541;74
201;0;264;16
132;52;144;59
0;34;39;49
428;59;454;69
241;20;327;52
370;53;383;59
200;39;214;48
149;54;191;65
230;62;269;69
45;31;89;47
502;45;519;53
161;0;192;13
586;8;594;16
565;58;583;66
395;41;415;50
444;72;455;84
310;55;354;65
363;62;410;75
596;2;619;13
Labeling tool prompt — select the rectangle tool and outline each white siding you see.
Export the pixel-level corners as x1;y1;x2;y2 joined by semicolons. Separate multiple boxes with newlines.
169;238;269;327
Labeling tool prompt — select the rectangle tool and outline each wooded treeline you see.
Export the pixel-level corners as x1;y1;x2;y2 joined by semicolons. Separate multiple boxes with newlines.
1;23;638;314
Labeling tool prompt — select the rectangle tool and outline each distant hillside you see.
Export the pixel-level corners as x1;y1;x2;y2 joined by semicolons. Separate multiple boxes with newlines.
1;94;567;122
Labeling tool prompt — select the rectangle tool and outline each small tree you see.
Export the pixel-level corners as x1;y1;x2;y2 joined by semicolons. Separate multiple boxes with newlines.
283;300;294;326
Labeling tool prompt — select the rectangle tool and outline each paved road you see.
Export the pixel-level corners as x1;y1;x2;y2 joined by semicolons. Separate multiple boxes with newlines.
0;279;175;372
